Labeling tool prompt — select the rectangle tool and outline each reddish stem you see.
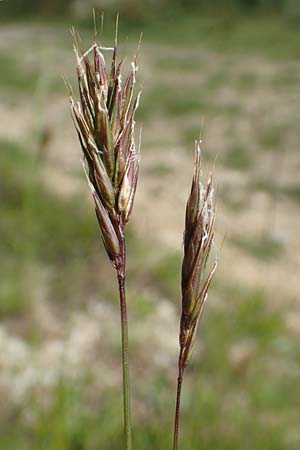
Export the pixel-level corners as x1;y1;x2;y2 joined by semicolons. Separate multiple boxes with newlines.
173;351;184;450
116;220;132;450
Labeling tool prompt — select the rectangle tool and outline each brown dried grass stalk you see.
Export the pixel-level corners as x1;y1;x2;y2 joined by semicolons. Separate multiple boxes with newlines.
173;140;218;450
66;16;141;450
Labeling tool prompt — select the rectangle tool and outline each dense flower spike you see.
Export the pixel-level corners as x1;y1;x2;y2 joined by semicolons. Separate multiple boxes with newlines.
173;140;218;450
68;22;141;268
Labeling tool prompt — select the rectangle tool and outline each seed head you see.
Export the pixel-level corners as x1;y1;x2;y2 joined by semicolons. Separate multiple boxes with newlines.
67;21;141;266
180;140;218;369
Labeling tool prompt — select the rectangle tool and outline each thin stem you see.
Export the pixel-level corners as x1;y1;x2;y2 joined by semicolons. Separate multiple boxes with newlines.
117;223;132;450
173;354;184;450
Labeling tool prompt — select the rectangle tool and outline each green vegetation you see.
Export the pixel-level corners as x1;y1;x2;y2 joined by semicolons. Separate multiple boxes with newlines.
258;125;284;150
139;85;212;120
1;141;299;448
153;252;182;298
117;15;300;59
235;71;258;91
0;141;96;266
223;145;253;170
253;178;300;204
0;53;38;93
1;5;300;450
182;126;203;147
0;139;100;316
232;235;284;260
282;184;300;202
1;285;300;450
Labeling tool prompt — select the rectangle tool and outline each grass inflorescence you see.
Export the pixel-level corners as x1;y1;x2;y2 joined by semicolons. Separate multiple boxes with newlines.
66;15;142;450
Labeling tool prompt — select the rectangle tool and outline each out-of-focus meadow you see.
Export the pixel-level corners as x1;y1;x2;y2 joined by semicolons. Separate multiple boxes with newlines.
1;1;300;449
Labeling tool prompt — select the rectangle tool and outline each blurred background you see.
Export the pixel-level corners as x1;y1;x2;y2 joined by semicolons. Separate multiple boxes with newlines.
1;1;300;449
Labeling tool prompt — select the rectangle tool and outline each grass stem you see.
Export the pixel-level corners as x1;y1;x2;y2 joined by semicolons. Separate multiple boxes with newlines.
173;355;184;450
117;224;132;450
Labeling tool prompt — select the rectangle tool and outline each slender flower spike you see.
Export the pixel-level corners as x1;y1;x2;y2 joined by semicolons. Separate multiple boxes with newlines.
67;18;142;450
173;140;218;450
180;140;218;368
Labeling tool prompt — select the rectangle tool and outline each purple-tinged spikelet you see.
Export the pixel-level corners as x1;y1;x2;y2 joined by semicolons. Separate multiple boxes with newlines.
67;23;141;268
180;140;218;369
173;140;218;450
